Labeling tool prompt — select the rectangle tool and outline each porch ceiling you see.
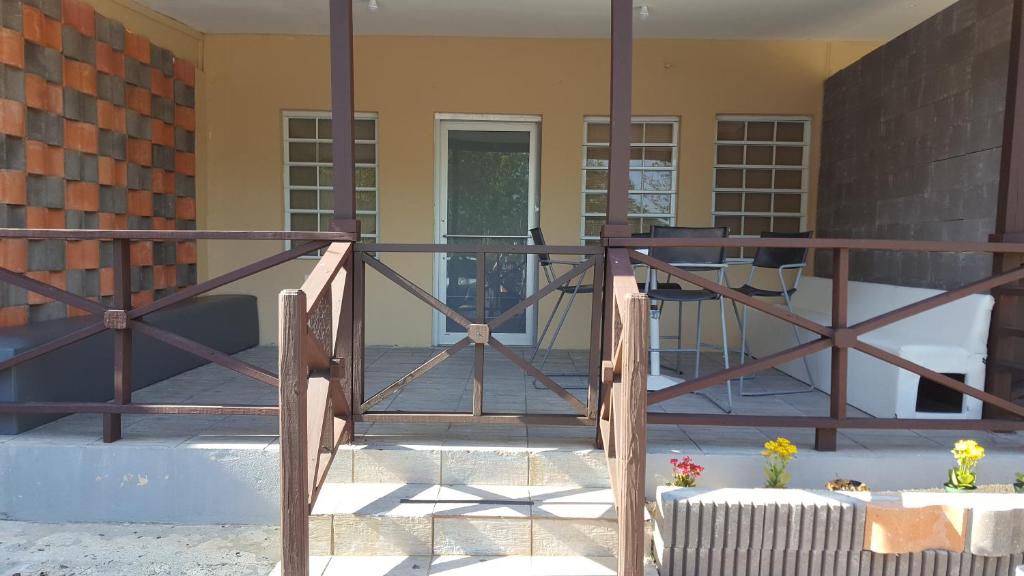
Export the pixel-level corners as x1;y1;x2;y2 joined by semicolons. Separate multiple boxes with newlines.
138;0;956;40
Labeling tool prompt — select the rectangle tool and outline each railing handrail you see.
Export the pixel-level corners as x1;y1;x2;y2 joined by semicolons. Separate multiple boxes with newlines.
355;242;601;254
608;236;1024;253
0;228;356;241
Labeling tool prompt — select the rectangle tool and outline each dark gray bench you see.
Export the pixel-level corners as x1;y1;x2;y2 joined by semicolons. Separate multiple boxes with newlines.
0;294;260;434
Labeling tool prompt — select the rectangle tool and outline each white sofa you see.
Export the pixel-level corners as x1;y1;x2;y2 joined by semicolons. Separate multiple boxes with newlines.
744;276;994;419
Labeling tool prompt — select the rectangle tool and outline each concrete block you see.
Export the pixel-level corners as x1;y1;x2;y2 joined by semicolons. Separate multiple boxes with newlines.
441;448;528;485
325;450;353;483
333;515;432;555
309;514;333;556
353;448;441;483
532;518;616;556
530;486;615;521
432;485;531;518
529;449;609;488
969;507;1024;557
434;517;530;555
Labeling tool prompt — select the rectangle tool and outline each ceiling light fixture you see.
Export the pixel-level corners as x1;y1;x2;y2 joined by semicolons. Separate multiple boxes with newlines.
368;0;379;12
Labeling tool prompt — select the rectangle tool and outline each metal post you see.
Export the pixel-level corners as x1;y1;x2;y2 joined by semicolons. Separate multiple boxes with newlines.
602;0;633;239
329;0;359;236
103;238;132;443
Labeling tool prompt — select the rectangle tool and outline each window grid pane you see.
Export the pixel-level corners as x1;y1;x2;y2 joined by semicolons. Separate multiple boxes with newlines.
581;118;678;242
286;113;379;254
712;116;809;257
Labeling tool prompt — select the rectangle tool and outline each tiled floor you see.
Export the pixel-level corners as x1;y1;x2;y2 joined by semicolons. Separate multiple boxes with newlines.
8;345;1024;455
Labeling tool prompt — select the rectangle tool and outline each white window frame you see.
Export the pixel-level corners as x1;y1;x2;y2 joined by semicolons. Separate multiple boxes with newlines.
580;116;679;244
711;115;811;248
283;111;379;255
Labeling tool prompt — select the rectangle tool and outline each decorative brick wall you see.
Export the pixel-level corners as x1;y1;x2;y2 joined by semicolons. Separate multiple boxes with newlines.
0;0;197;327
815;0;1011;289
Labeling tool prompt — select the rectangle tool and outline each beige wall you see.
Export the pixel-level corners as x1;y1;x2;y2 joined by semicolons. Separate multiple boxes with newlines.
200;35;879;346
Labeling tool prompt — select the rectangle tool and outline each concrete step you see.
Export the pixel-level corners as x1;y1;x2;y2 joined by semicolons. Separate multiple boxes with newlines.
328;444;610;487
270;555;662;575
310;483;628;557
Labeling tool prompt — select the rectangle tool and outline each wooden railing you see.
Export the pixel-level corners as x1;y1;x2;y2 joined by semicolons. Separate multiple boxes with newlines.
0;228;354;442
278;242;355;576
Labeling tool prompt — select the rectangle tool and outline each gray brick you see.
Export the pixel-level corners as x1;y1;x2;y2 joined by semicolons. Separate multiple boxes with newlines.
127;215;151;230
174;128;195;153
152;192;175;218
1;65;25;101
27;175;64;208
98;130;126;160
63;88;98;124
95;14;125;51
173;81;195;107
66;269;100;298
62;26;96;65
1;0;23;31
127;163;151;190
151;45;174;77
64;210;86;229
125;110;151;140
1;284;27;308
80;153;98;183
175;174;196;197
130;266;153;291
26;109;63;147
151;95;174;124
27;239;65;272
176;219;196;230
29;301;67;323
99;241;112;267
152;144;174;170
23;0;60;20
154;287;174;300
125;57;151;89
0;204;25;228
97;73;125;105
64;149;82;181
24;43;62;84
99;186;127;214
153;241;175;265
0;135;26;171
177;264;196;287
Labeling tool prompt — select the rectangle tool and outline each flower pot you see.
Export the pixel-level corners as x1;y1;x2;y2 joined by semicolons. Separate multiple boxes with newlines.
944;483;977;493
826;478;869;492
1014;482;1024;494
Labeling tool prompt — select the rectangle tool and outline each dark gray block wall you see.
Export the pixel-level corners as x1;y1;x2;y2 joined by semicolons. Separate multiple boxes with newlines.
815;0;1012;289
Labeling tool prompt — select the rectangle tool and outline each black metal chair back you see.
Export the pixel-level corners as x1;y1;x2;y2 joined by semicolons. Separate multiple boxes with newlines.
649;226;728;268
751;231;813;269
529;227;552;267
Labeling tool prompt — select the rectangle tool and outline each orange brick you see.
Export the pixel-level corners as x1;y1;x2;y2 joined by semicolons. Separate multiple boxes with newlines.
24;74;46;110
127;138;152;166
113;214;128;229
66;239;100;269
173;58;195;87
175;152;195;176
97;212;116;229
0;239;28;273
63;59;97;96
0;29;24;69
26;206;62;228
151;120;174;146
62;0;96;37
126;86;151;115
131;290;154;307
46;82;62;114
151;68;172;98
153;265;175;289
177;241;197;264
45;145;63;176
0;306;29;327
27;272;54;304
124;32;150;64
151;169;174;194
113;161;128;187
25;140;46;175
99;266;113;296
22;6;45;46
65;181;99;211
127;190;152;216
0;171;26;204
865;503;967;554
174;105;195;131
67;306;92;318
151;217;174;230
97;156;115;185
0;99;25;137
130;240;153;265
175;197;196;220
96;100;125;132
65;120;98;154
43;17;62;50
95;42;125;77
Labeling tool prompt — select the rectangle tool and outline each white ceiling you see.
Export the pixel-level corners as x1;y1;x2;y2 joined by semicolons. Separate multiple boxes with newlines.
138;0;957;40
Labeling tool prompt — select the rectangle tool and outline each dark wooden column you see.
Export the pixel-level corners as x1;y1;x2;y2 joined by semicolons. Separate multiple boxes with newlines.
986;0;1024;418
602;0;633;240
329;0;359;236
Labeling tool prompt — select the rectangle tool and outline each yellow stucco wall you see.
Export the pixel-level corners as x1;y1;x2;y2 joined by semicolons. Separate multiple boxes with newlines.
199;35;879;346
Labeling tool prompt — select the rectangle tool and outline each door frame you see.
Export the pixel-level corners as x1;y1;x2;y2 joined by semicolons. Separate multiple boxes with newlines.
432;113;542;346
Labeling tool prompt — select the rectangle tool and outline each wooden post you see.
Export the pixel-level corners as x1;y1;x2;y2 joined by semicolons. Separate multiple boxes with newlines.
816;248;848;451
352;253;365;410
587;254;605;420
279;289;309;576
329;0;359;236
602;0;633;239
103;238;132;443
617;293;648;576
986;0;1024;418
473;252;485;416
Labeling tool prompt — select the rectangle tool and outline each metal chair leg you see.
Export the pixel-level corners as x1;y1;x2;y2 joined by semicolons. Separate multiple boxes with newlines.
676;302;683;373
719;296;733;412
529;290;565;365
694;301;703;377
740;288;816;397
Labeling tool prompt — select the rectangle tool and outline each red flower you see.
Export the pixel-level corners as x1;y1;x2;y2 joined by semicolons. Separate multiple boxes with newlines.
670;456;704;479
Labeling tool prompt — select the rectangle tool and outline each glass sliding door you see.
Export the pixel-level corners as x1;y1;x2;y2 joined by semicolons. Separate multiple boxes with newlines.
434;118;539;345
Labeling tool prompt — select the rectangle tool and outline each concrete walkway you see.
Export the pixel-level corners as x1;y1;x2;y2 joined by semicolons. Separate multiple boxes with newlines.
0;520;278;575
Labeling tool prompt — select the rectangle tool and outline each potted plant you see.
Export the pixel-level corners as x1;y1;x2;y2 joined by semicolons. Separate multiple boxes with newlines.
826;478;869;492
762;437;797;488
944;439;985;492
1014;473;1024;494
668;456;704;488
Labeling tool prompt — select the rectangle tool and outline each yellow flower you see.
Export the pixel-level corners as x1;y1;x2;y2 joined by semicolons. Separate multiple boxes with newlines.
951;439;985;463
762;437;798;461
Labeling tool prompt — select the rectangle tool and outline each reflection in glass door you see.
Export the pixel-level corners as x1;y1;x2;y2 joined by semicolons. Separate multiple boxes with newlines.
434;118;539;346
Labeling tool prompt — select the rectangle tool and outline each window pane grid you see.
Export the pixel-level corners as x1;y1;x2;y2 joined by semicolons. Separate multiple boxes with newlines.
581;117;679;243
285;113;379;254
712;116;808;257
